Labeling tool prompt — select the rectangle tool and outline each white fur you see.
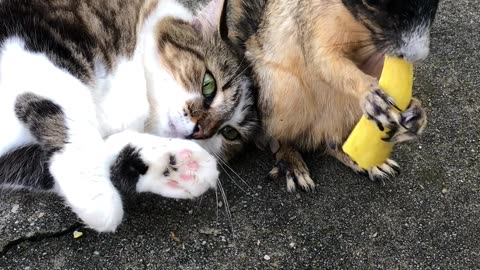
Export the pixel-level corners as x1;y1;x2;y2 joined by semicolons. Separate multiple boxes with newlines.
0;0;222;233
106;131;218;199
0;38;125;232
142;0;200;138
401;24;431;63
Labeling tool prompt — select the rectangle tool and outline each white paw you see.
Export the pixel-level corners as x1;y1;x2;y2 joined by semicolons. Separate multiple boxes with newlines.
50;152;124;233
70;182;124;233
136;139;219;199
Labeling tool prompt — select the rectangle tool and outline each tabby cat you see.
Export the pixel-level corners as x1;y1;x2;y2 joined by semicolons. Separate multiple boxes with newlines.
0;0;257;232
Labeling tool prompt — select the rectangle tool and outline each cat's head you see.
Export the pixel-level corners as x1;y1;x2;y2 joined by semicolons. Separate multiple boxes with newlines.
342;0;440;63
144;0;258;160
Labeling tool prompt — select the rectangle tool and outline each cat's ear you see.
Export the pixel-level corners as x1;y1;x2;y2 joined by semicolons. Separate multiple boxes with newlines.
193;0;229;41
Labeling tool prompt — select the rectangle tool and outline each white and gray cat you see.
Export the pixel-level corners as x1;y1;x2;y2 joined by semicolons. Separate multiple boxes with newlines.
0;0;257;232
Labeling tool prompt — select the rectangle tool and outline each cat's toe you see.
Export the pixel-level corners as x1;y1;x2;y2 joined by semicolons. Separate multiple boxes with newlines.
270;160;315;192
139;141;218;199
362;88;400;131
384;99;427;143
174;147;219;197
367;159;401;183
71;183;124;233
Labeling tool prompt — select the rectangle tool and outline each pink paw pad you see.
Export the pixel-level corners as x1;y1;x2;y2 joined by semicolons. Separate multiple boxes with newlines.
179;149;192;159
180;174;194;181
187;161;199;170
167;181;180;188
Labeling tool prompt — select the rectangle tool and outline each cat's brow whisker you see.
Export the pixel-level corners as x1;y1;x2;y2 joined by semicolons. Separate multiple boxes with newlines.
230;54;248;80
228;62;252;85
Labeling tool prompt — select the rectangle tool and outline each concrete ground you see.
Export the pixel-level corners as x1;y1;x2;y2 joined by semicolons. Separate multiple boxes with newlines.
1;0;479;269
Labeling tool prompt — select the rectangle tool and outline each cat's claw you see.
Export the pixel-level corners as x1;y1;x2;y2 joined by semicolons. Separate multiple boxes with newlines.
362;88;400;131
365;159;401;183
269;146;315;192
329;148;401;184
363;89;426;143
382;98;427;143
137;139;219;199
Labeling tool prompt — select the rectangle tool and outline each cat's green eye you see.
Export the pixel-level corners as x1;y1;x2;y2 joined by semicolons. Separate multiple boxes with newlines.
221;126;240;141
202;72;216;98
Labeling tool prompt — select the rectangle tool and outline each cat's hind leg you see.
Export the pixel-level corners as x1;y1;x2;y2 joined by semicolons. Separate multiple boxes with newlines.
326;143;400;182
14;92;124;232
0;94;35;157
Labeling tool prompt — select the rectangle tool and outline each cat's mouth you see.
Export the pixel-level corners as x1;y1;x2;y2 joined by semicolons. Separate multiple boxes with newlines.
359;53;385;79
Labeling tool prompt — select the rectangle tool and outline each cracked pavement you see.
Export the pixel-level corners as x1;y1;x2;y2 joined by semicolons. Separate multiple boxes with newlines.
1;0;479;269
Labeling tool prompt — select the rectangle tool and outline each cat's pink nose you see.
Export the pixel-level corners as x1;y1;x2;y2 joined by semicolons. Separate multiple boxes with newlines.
191;123;207;139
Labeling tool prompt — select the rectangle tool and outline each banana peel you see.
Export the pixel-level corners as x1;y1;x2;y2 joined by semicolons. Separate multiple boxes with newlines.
342;57;414;169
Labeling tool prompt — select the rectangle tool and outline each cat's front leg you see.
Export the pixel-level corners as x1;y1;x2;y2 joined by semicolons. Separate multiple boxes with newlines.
106;131;219;199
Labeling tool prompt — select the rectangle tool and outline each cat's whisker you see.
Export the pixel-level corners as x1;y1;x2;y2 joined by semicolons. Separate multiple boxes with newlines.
211;150;254;195
228;62;253;85
215;184;220;225
230;54;248;81
217;178;235;237
217;156;255;194
216;156;250;194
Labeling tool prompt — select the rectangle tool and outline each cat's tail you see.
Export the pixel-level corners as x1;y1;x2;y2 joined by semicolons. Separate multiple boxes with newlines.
0;145;55;191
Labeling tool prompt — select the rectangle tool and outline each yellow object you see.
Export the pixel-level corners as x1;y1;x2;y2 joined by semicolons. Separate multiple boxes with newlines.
342;57;414;169
73;231;84;239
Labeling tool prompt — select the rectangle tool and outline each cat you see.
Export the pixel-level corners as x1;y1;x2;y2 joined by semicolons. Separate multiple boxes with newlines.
222;0;439;191
0;0;258;232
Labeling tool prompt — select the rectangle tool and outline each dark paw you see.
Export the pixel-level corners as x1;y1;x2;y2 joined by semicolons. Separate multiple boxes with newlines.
382;99;427;143
363;88;400;131
269;160;315;192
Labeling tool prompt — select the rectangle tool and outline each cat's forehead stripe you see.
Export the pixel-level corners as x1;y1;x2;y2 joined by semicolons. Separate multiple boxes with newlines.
159;36;205;62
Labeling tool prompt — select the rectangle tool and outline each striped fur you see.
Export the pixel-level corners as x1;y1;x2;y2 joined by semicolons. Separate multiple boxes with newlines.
0;0;257;232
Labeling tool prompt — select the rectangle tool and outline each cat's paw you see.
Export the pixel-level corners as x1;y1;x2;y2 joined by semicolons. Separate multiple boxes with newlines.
137;139;219;199
362;88;400;131
72;184;124;233
269;147;315;192
365;159;401;182
382;98;427;143
50;153;124;233
329;149;400;183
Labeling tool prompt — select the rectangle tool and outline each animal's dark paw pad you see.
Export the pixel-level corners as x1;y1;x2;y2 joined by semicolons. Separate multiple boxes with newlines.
269;160;315;192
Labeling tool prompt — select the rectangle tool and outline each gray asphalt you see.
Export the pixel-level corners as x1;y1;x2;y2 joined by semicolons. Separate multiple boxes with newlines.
1;0;479;269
